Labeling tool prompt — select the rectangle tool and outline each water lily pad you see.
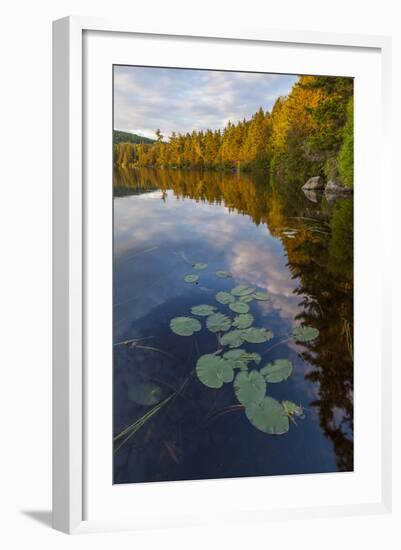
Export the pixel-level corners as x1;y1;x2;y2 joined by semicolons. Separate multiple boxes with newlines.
192;263;208;270
223;349;247;361
222;349;248;370
196;354;234;388
220;330;245;348
253;291;269;301
242;327;273;344
240;352;262;364
282;400;303;417
170;316;201;336
216;270;232;278
229;301;250;314
245;396;289;435
223;349;261;365
206;313;232;333
239;295;254;303
261;359;293;383
293;325;319;342
234;370;266;406
216;291;235;305
191;304;216;316
184;274;199;283
231;285;255;297
232;313;254;329
128;383;163;406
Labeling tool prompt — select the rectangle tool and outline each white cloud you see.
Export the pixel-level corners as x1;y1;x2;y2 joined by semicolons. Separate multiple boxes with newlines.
114;66;297;138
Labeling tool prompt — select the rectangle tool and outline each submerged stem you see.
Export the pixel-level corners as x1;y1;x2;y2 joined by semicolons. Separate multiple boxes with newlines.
114;393;175;443
113;374;193;452
262;335;292;356
113;336;153;347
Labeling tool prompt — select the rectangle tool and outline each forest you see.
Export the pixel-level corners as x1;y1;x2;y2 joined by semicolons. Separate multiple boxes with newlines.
113;75;353;188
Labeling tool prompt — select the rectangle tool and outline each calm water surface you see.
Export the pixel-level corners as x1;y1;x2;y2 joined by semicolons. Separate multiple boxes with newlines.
113;167;353;483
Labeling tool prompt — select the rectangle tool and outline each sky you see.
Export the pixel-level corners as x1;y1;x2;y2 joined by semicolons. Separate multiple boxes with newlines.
114;66;297;140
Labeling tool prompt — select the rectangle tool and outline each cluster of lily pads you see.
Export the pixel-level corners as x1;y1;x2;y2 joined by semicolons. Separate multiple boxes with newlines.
170;265;320;436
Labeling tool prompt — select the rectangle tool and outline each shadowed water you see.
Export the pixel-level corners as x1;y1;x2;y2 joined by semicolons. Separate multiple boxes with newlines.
113;167;353;483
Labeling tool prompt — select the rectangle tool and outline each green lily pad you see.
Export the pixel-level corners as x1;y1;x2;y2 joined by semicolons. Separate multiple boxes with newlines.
196;354;234;388
282;400;303;417
128;383;163;406
234;370;266;406
170;316;201;336
239;295;254;303
261;359;293;383
191;304;216;316
253;291;269;301
242;327;273;344
220;330;245;348
231;285;255;297
293;325;319;342
223;349;261;366
240;352;262;364
222;349;248;370
192;263;208;270
245;396;289;435
229;301;250;314
206;313;232;333
232;313;254;329
184;274;199;283
223;349;247;361
216;270;232;278
216;291;235;305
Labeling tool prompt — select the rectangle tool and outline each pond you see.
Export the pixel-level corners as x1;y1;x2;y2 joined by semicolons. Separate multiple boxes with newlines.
113;166;353;484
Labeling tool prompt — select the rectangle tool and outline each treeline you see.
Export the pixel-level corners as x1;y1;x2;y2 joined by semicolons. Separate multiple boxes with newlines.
114;76;353;187
113;130;155;145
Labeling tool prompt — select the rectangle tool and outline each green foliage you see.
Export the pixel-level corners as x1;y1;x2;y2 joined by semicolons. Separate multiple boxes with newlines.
242;327;273;343
215;270;232;278
261;359;293;383
196;354;234;388
293;325;319;342
220;330;245;348
191;304;216;316
128;383;164;406
192;263;208;270
114;76;353;191
113;130;155;145
338;98;354;187
245;397;290;435
170;316;201;336
231;285;255;297
206;313;232;333
234;370;266;406
184;274;199;283
252;291;269;301
328;198;353;278
216;291;235;305
229;301;251;314
232;313;254;329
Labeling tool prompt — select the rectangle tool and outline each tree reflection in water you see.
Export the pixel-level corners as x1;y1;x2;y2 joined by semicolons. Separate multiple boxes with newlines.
114;166;353;472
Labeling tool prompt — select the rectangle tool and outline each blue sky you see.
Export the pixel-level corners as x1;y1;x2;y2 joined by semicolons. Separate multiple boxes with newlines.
114;66;297;140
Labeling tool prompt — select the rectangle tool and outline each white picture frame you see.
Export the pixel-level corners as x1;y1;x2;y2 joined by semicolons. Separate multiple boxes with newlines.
52;16;392;534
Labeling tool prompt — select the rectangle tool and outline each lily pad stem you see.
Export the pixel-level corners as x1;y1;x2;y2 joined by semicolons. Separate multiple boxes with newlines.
262;335;292;355
114;336;153;347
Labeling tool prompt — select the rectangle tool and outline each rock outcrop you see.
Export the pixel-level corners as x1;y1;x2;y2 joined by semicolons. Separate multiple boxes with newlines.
302;176;325;190
325;179;352;195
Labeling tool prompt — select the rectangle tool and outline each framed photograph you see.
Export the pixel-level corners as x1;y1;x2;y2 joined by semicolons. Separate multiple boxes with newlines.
52;17;392;534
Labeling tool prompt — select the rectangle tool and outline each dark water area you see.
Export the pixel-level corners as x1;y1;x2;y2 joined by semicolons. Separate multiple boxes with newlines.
113;166;353;484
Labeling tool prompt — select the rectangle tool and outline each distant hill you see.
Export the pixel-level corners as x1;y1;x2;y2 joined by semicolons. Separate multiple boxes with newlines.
113;130;155;145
